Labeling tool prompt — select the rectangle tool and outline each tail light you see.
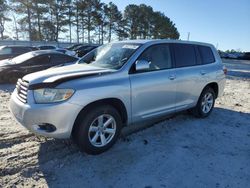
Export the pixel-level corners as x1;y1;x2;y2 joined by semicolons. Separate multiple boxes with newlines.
223;66;227;75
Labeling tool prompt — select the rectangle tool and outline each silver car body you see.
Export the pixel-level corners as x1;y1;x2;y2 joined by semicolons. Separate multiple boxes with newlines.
10;40;226;138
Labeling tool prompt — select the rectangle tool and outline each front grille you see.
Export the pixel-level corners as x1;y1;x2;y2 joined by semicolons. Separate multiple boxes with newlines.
16;79;29;103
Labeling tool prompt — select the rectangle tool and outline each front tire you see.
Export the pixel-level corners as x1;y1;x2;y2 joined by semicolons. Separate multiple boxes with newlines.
73;105;122;155
191;87;215;118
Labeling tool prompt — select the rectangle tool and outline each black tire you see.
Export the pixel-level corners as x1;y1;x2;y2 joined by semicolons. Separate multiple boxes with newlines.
191;87;215;118
73;105;122;155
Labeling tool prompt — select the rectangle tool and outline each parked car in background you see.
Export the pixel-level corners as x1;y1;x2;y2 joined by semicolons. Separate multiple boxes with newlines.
218;51;228;58
9;40;226;154
227;52;244;59
240;52;250;60
66;44;82;51
227;53;238;59
0;50;78;83
220;52;245;60
0;45;36;61
55;48;76;56
36;45;76;56
37;45;57;50
74;44;99;57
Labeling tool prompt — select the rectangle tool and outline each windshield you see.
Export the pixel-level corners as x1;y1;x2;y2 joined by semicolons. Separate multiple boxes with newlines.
78;43;141;70
11;52;36;64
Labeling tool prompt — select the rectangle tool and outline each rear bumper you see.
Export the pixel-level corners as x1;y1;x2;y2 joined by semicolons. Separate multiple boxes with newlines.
9;90;82;139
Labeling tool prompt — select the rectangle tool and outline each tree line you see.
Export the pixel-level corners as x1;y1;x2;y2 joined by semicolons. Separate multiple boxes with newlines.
0;0;180;44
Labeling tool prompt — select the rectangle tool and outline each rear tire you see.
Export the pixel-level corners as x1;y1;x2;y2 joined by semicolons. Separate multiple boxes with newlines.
191;87;215;118
73;105;122;155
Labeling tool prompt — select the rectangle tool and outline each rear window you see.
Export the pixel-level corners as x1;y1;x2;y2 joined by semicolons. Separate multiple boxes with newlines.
198;46;215;64
174;44;197;68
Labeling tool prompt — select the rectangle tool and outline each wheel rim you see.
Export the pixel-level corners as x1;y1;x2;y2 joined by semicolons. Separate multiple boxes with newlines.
88;114;116;147
201;92;214;114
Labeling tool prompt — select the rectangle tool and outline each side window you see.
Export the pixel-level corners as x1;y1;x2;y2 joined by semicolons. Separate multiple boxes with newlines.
137;44;172;71
198;46;215;64
50;54;74;64
174;44;197;68
66;56;78;62
26;55;50;65
13;47;31;54
0;47;12;55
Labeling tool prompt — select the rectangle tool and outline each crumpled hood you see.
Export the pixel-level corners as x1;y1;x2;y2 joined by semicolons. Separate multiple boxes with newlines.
23;63;113;85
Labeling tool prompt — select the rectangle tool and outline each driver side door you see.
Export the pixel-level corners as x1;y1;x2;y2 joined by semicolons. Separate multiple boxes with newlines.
129;44;176;123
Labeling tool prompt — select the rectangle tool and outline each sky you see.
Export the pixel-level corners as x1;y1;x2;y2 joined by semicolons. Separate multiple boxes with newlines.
102;0;250;51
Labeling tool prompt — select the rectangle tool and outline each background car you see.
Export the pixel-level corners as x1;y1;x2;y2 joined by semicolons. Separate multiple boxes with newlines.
74;44;99;57
218;51;229;58
37;45;76;56
37;45;57;50
240;52;250;60
0;45;36;60
55;48;76;56
0;50;79;83
66;44;82;51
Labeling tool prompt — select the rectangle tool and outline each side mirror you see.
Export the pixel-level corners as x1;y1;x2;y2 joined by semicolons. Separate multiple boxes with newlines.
135;60;150;72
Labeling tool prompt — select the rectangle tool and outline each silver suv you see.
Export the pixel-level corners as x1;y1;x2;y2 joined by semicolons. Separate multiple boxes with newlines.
10;40;226;154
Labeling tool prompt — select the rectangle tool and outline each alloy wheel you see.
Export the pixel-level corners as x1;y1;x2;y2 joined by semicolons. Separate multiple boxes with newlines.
201;92;214;113
88;114;116;147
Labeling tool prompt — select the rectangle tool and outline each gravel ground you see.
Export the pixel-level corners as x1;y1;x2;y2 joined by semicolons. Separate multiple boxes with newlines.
0;59;249;188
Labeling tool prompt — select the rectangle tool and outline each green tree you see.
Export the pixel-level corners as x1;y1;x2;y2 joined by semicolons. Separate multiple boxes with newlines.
151;11;179;39
77;0;100;43
11;0;50;41
104;2;122;42
94;2;108;44
124;4;140;39
33;0;48;40
47;0;69;41
11;0;35;40
124;4;179;40
8;1;180;43
116;18;129;40
0;0;11;40
137;4;154;39
65;0;74;43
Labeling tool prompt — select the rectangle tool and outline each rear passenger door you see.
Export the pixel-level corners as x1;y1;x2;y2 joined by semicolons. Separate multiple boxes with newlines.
173;43;207;110
129;44;176;122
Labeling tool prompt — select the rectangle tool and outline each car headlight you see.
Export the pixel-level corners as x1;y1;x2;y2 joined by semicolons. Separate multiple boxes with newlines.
33;88;75;103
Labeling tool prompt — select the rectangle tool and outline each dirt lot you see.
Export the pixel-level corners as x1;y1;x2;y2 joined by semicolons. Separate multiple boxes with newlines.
0;59;250;188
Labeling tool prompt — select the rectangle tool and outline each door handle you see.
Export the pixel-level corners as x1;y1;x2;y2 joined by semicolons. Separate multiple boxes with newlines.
169;75;176;80
200;70;206;75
